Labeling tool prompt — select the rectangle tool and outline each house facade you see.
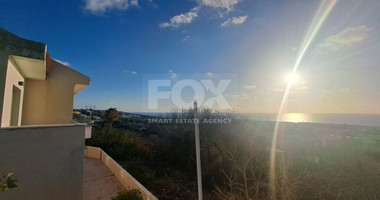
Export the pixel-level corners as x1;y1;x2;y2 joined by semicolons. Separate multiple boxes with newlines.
0;28;90;200
0;28;90;127
0;28;157;200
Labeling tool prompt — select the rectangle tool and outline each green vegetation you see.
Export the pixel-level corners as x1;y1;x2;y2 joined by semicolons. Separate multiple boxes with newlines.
0;173;17;192
288;129;380;199
83;108;380;200
111;189;143;200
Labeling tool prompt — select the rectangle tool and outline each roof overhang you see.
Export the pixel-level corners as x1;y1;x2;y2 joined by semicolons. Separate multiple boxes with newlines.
74;84;89;95
49;60;90;95
10;55;46;80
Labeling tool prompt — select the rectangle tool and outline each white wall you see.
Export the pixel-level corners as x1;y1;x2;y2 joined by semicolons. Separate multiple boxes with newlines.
22;61;74;125
22;60;89;125
0;124;85;200
1;59;24;127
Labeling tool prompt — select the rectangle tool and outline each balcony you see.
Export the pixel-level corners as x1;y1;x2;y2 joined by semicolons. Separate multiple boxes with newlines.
84;146;158;200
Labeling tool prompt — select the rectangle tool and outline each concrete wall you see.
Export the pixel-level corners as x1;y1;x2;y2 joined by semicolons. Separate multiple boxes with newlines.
0;28;46;126
85;146;158;200
1;59;24;127
22;60;89;125
0;124;85;200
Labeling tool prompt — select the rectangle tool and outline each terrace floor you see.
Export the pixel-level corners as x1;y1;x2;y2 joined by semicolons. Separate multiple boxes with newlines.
83;158;124;200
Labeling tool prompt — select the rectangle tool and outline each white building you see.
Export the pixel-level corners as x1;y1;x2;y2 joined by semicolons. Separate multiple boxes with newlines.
0;28;157;200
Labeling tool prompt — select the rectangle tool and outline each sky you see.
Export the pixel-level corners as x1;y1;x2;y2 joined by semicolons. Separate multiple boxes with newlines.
1;0;380;113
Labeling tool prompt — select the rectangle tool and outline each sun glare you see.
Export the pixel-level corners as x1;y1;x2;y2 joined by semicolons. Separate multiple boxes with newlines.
285;73;299;84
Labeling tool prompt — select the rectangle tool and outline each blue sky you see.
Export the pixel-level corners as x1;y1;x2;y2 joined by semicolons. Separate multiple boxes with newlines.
1;0;380;113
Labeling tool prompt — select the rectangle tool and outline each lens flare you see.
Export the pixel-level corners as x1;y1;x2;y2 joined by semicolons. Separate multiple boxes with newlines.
285;73;299;84
269;0;339;198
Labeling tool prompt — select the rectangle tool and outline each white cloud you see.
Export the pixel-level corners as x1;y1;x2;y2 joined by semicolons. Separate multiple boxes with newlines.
221;15;247;27
316;25;371;53
53;59;70;66
206;72;213;77
84;0;138;14
200;0;239;11
242;84;256;90
160;0;243;28
298;86;309;90
233;93;256;101
130;0;138;6
339;88;357;93
123;70;137;75
160;8;199;28
169;70;177;79
268;88;283;93
182;35;190;41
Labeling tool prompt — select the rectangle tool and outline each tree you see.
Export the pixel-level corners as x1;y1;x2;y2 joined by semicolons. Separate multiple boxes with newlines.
104;108;120;130
212;130;269;200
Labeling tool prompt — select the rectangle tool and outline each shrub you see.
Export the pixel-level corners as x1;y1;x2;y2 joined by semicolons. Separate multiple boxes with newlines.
0;173;18;192
112;189;143;200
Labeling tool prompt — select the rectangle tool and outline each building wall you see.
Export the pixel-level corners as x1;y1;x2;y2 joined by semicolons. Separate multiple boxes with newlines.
22;61;76;125
1;59;24;127
0;124;85;200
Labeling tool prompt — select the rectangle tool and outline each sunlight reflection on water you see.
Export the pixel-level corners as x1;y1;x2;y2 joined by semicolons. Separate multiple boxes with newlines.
241;113;380;127
281;113;310;123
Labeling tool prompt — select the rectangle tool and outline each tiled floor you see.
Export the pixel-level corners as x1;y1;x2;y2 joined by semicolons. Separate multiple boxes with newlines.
83;158;124;200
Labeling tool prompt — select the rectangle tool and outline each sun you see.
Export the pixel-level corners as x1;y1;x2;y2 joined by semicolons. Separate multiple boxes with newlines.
285;73;299;84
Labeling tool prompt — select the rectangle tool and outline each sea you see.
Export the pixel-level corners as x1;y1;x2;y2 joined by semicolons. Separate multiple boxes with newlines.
241;113;380;127
135;112;380;127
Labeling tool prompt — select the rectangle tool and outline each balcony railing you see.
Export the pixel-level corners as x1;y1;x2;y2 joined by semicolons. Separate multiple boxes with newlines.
84;146;158;200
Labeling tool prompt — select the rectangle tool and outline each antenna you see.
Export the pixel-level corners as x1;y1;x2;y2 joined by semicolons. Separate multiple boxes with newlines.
85;105;96;126
193;100;203;200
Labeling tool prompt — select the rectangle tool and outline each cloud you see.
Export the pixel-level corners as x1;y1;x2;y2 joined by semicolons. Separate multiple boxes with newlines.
160;0;243;28
242;84;256;90
169;70;177;79
200;0;239;11
182;35;190;41
221;15;247;27
53;59;70;66
123;70;137;75
268;88;283;93
160;8;199;28
206;72;213;77
339;88;357;93
233;93;256;101
298;86;309;90
130;0;138;6
316;25;371;53
84;0;138;14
